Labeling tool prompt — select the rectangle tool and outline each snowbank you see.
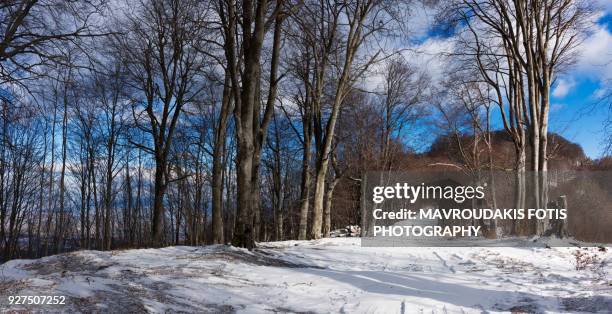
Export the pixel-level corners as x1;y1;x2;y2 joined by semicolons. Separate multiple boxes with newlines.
0;238;611;313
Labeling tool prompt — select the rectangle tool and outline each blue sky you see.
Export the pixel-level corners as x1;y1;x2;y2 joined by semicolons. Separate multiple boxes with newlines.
404;3;612;159
547;10;611;158
548;77;607;158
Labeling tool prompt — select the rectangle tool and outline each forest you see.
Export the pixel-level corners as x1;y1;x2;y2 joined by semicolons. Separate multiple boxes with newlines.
0;0;610;262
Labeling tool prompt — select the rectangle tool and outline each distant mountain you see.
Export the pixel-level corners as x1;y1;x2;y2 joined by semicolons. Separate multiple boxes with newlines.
425;130;588;171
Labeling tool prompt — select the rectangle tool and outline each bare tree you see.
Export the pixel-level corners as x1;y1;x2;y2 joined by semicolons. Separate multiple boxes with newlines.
92;62;127;250
0;94;43;259
378;55;426;170
217;0;287;248
309;0;386;239
449;0;594;234
114;0;210;246
211;71;233;244
0;0;108;84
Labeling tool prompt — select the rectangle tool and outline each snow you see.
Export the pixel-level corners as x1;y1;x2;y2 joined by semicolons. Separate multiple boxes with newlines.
0;238;611;313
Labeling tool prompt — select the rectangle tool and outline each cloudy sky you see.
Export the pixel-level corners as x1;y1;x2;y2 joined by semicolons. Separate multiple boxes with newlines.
400;1;612;158
550;7;612;158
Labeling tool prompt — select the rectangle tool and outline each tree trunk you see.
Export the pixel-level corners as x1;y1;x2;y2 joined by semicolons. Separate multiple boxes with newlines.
212;73;232;244
310;71;347;239
55;90;68;254
103;106;116;251
151;162;166;246
298;125;311;240
43;104;57;256
322;178;338;238
233;140;255;249
230;1;284;248
538;80;551;234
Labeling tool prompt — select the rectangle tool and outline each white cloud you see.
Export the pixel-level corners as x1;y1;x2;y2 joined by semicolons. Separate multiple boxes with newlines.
405;3;437;40
550;103;565;112
554;12;611;99
573;15;612;80
595;0;612;15
358;35;454;93
403;37;455;87
552;79;575;98
593;86;607;99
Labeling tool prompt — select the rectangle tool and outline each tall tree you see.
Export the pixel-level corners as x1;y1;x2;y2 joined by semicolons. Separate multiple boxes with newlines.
217;0;287;248
451;0;594;234
309;0;385;239
114;0;209;246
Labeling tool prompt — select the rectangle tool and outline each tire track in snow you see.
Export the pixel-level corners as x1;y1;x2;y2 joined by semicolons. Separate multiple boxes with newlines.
433;251;456;273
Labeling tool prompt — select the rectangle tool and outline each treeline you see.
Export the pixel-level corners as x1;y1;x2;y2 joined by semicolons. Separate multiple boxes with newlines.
0;0;601;260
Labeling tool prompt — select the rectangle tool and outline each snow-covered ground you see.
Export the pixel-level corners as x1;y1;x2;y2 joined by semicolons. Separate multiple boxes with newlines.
0;238;611;313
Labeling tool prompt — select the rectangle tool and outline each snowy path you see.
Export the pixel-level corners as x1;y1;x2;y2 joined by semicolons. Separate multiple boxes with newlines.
0;238;611;313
